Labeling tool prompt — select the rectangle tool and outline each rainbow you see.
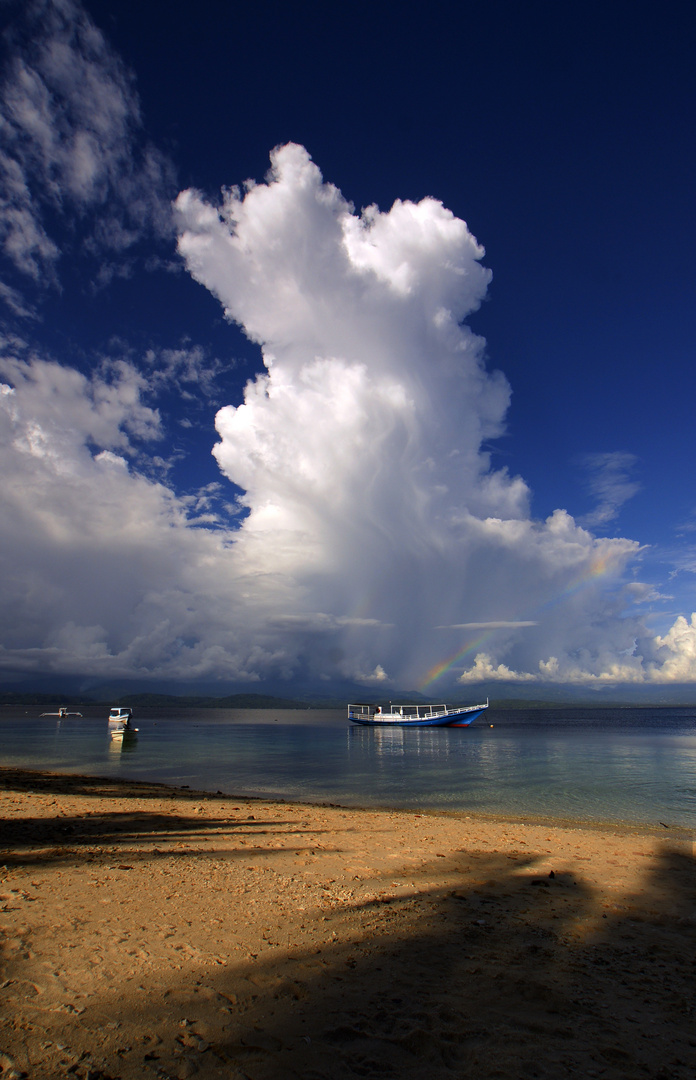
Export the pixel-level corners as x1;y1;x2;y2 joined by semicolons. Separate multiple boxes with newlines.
420;551;619;690
420;633;491;690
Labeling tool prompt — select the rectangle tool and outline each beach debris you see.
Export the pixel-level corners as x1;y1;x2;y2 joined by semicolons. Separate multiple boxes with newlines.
178;1031;208;1053
0;1052;23;1079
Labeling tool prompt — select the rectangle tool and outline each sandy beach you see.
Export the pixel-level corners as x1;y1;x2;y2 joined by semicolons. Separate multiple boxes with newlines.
0;768;694;1080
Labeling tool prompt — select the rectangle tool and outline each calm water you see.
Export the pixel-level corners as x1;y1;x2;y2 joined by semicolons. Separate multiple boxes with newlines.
1;705;695;829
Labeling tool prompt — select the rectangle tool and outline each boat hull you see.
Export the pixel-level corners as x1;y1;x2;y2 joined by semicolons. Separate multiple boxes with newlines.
445;707;487;727
350;714;455;727
108;707;133;729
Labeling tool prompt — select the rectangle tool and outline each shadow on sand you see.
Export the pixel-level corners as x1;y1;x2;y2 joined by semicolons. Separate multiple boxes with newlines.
0;769;694;1080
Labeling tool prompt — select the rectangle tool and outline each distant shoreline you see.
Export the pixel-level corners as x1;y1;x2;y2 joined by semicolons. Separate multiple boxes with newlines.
3;693;696;709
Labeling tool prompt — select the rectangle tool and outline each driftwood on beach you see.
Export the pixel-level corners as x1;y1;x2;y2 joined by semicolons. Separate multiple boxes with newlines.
0;768;694;1080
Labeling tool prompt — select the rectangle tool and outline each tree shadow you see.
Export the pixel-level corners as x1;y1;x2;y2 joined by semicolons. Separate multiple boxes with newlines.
0;767;270;801
0;768;337;869
197;844;694;1080
180;842;693;1080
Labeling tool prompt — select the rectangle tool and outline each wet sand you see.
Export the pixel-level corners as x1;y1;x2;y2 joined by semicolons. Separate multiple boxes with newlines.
0;767;694;1080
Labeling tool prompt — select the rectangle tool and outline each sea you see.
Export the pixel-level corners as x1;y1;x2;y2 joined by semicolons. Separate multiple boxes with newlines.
1;704;695;830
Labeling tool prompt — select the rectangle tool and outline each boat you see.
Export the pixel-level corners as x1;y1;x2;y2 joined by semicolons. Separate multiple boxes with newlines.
40;706;83;717
108;706;133;728
347;701;488;727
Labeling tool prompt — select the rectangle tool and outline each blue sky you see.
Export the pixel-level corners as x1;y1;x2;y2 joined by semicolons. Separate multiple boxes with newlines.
1;0;696;696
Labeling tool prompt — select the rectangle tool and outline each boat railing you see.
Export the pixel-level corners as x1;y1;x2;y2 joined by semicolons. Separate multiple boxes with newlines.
348;703;453;719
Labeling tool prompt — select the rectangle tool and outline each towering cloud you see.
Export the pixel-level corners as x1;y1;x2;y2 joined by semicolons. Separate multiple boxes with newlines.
174;145;649;688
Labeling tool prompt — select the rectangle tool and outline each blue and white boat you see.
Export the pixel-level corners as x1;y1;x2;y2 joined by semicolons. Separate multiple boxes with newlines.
348;701;488;727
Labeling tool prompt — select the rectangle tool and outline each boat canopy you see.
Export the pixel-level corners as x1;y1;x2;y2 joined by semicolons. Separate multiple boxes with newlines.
349;703;452;719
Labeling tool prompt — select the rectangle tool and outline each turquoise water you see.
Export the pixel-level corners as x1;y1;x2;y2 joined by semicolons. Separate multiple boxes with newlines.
1;705;695;828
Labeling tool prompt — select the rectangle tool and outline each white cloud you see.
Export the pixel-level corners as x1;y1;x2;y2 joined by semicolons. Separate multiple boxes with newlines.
142;345;226;399
356;665;390;685
437;621;537;630
0;346;273;682
579;451;640;528
455;614;696;686
649;614;696;682
457;654;536;683
0;0;174;287
0;280;38;319
0;351;162;452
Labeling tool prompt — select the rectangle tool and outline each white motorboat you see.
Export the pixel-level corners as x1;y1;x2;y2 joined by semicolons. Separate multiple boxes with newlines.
108;706;133;728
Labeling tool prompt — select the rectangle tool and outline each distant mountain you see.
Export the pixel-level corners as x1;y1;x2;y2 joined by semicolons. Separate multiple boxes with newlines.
116;692;312;709
0;691;97;707
450;681;696;707
2;676;696;709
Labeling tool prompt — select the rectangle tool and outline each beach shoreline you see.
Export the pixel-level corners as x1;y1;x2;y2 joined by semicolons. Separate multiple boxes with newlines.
2;765;693;837
1;767;694;1079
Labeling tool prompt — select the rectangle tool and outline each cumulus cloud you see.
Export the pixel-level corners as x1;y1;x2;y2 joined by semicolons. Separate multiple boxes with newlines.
0;349;161;449
0;342;281;683
0;0;175;291
457;654;536;683
649;614;696;682
2;143;696;690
